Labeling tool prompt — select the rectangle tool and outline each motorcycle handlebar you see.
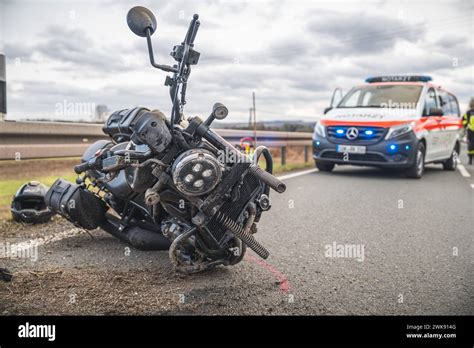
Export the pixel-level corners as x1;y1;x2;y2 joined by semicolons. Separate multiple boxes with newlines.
185;14;199;46
112;149;152;159
249;164;286;193
74;149;153;175
74;161;93;174
189;19;200;46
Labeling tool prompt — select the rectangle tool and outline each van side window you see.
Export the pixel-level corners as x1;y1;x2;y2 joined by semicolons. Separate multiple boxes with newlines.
423;88;437;115
448;94;460;117
438;90;452;115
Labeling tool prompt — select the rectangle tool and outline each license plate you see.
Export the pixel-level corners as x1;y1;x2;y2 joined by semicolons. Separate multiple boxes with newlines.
337;145;366;154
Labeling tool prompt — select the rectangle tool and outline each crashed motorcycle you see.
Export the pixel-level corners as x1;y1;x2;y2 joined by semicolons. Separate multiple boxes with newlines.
45;6;286;273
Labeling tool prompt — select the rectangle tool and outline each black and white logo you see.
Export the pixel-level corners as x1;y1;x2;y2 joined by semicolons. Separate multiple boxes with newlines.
18;322;56;341
346;127;359;140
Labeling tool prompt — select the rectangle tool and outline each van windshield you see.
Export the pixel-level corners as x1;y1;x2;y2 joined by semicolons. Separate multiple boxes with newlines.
338;85;422;108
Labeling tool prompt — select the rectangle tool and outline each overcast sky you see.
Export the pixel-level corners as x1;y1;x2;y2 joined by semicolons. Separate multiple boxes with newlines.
0;0;473;123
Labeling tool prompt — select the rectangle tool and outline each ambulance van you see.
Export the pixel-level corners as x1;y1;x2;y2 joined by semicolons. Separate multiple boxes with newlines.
312;76;463;178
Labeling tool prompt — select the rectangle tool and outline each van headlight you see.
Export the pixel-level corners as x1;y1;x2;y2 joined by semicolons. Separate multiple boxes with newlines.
385;123;414;140
314;122;326;138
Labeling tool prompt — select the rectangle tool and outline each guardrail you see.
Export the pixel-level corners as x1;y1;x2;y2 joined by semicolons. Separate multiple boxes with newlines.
0;120;313;165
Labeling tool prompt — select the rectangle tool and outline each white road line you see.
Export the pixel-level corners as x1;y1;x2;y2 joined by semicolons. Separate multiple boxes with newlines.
471;184;474;190
457;164;471;178
277;168;319;181
0;228;84;258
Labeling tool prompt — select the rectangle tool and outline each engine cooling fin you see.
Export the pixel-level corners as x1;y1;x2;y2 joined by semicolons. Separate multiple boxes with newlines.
206;171;261;243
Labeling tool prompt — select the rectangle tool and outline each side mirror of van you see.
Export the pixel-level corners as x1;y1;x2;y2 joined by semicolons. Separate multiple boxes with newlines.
428;108;444;116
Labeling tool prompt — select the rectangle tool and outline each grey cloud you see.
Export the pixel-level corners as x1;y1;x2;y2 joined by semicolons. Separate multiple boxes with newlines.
3;43;30;60
9;77;174;119
355;53;450;75
435;35;466;49
452;0;474;12
261;37;313;64
156;0;229;29
4;25;140;73
34;26;129;72
430;35;473;69
291;78;330;92
3;0;473;122
307;11;426;55
354;36;472;77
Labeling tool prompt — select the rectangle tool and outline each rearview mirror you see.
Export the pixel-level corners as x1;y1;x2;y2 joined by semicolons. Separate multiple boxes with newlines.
213;103;229;120
127;6;157;37
428;107;444;116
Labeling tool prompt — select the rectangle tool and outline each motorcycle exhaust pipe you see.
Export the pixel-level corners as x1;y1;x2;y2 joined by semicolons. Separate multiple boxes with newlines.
99;215;171;251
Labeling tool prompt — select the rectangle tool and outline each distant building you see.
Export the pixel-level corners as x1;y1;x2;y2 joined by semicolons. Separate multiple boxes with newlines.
94;104;108;123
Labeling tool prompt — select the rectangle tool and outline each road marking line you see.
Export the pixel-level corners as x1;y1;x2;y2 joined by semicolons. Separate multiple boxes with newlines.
0;228;84;258
277;168;318;181
457;164;471;178
471;184;474;189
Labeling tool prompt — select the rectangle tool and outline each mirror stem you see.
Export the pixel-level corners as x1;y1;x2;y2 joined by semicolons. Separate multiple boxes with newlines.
145;29;178;73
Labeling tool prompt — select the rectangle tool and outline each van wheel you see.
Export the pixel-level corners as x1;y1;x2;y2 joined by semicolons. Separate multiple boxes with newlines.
315;160;335;172
442;148;458;171
406;142;425;179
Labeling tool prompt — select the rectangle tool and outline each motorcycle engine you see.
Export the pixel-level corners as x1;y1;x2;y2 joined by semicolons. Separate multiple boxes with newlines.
80;107;272;273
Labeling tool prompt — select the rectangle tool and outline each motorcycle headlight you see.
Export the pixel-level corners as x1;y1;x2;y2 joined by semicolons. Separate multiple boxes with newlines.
172;149;223;196
314;122;326;138
385;123;414;140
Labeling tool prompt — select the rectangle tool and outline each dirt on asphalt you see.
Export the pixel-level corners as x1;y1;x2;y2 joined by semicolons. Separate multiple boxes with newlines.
0;267;181;315
0;216;72;240
0;218;297;316
0;265;295;315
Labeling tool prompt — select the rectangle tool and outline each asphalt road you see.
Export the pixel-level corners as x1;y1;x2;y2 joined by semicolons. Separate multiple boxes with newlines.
1;147;473;315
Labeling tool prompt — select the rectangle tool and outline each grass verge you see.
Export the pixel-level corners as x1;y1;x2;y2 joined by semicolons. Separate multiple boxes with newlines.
272;162;313;174
0;174;77;219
